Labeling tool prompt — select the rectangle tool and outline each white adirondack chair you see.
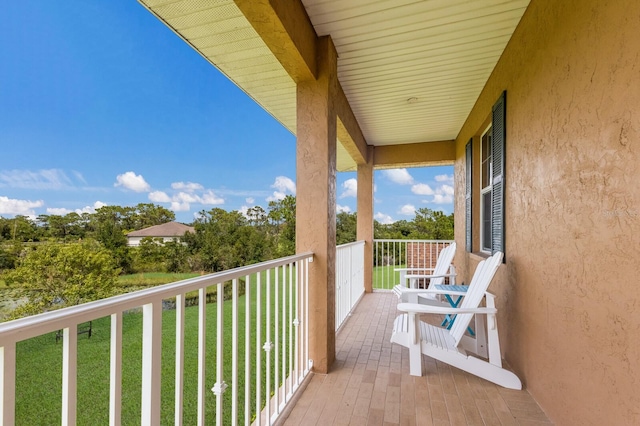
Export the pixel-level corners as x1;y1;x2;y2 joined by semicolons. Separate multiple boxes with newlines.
390;251;522;389
393;242;456;303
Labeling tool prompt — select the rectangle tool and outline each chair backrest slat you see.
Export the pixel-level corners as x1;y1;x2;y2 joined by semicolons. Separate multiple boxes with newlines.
428;242;456;287
450;251;503;345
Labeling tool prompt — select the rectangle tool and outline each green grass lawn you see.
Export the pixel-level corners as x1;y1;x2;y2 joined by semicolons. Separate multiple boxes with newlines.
117;272;202;288
15;270;299;425
372;264;405;289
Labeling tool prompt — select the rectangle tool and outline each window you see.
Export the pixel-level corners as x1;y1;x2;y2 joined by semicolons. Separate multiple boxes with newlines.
466;91;506;258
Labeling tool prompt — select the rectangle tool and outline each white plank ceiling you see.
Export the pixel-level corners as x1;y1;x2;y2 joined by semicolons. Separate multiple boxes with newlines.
140;0;530;171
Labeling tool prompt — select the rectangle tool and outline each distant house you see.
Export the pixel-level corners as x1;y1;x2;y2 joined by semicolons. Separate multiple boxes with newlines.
126;222;195;247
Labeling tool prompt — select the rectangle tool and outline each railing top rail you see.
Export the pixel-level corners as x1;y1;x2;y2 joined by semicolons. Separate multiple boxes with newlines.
0;251;313;343
373;239;454;243
336;240;365;249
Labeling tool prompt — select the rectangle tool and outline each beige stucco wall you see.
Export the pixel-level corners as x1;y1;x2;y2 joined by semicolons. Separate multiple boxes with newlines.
454;0;640;424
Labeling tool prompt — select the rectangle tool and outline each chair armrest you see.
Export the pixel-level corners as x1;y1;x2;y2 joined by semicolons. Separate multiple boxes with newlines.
397;302;497;316
394;267;435;273
404;273;456;279
398;287;468;297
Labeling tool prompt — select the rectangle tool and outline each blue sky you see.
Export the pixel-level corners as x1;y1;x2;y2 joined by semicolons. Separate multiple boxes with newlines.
0;1;453;225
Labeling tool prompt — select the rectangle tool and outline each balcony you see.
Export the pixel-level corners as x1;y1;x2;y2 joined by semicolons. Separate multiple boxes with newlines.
0;240;550;425
282;291;550;425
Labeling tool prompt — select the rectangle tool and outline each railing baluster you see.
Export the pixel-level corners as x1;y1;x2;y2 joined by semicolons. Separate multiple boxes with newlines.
141;301;162;426
282;264;288;403
288;262;294;399
255;272;262;426
244;273;251;426
1;342;16;426
274;266;280;416
232;278;238;425
293;261;300;388
385;241;390;289
62;326;78;426
110;313;123;426
174;294;185;426
305;259;310;373
214;281;225;426
265;268;272;423
197;288;207;426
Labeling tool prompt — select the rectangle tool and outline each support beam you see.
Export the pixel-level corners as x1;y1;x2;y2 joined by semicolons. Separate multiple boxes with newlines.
295;36;338;374
374;140;456;169
234;0;317;82
357;147;374;293
236;0;369;169
336;84;368;165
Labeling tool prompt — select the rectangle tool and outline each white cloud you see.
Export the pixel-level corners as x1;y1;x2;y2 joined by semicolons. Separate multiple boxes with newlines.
45;201;107;216
174;192;199;203
399;204;416;216
432;194;453;204
239;205;250;218
382;169;414;185
149;191;171;203
411;183;434;195
170;201;190;212
267;192;286;202
71;170;87;184
340;178;358;198
272;176;296;194
75;201;107;214
171;181;203;192
0;169;75;190
430;184;454;204
336;204;351;213
114;171;150;193
0;196;44;216
46;207;72;215
200;190;224;205
267;176;296;202
435;174;454;184
245;197;255;204
439;184;454;196
375;212;395;224
155;189;225;212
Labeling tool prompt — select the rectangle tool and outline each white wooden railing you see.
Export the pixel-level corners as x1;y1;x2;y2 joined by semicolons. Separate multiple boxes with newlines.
335;241;365;331
373;239;454;290
0;252;313;426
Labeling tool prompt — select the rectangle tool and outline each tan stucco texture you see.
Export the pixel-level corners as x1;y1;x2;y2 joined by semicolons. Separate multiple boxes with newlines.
454;0;640;424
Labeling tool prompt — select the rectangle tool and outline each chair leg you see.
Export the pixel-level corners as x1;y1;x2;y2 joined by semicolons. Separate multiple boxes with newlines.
409;342;423;376
408;313;424;376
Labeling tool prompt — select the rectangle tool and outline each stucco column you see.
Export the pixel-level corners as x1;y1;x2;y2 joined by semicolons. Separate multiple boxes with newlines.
357;147;374;293
296;36;338;374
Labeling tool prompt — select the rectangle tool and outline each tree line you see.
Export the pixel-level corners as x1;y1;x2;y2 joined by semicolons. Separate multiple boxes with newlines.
0;199;453;274
0;198;452;319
